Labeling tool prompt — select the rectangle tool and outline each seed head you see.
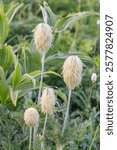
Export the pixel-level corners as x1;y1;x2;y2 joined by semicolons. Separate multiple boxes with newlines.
97;20;100;25
62;56;83;90
91;73;97;83
34;23;53;53
41;88;56;114
24;107;39;127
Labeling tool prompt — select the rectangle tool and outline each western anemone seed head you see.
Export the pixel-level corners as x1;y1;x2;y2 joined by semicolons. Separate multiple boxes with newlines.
91;73;97;83
41;88;56;114
62;56;83;90
34;23;53;53
24;107;39;127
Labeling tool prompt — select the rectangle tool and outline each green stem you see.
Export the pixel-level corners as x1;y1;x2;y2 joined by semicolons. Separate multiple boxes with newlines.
41;113;48;150
43;113;48;137
23;46;27;73
89;124;100;150
38;52;45;104
77;0;81;11
62;89;72;136
29;127;32;150
88;84;94;109
33;125;38;148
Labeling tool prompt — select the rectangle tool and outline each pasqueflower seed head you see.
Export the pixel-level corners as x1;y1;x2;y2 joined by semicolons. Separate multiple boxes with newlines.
24;107;39;127
62;56;83;90
34;23;53;53
41;88;56;114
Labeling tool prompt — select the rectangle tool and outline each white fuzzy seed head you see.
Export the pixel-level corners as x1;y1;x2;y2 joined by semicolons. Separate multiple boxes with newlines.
24;107;39;127
62;56;83;90
34;23;53;53
91;73;97;83
41;88;56;114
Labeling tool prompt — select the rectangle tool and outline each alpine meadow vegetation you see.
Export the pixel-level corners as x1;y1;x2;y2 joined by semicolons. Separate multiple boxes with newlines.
0;0;100;150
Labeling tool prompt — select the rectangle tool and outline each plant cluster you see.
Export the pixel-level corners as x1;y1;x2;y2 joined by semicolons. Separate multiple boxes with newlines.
0;0;100;149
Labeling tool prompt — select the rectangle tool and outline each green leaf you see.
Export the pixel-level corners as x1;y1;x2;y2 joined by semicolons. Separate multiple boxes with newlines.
0;45;13;70
23;49;41;73
15;73;37;97
45;52;94;67
40;1;57;26
56;90;67;103
0;12;9;44
54;11;99;32
6;3;23;23
29;70;61;78
0;0;4;14
9;86;20;106
0;66;9;103
11;63;22;89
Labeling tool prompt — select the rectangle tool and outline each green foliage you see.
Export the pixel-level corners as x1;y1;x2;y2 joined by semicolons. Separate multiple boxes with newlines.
0;66;9;103
0;0;100;149
0;0;23;45
40;1;57;26
0;8;9;44
0;45;13;70
54;11;99;32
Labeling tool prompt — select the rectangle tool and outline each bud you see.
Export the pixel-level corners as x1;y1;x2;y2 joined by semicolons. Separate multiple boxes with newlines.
41;88;56;114
24;107;39;127
97;20;100;25
62;56;83;90
91;73;97;83
34;23;53;53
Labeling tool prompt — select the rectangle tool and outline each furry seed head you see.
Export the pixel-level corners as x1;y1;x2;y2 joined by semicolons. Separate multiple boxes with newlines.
62;56;83;90
41;88;56;114
34;23;53;53
91;73;97;83
24;107;39;127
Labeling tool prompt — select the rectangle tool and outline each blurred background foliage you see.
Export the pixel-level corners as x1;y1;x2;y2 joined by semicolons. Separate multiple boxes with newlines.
0;0;100;149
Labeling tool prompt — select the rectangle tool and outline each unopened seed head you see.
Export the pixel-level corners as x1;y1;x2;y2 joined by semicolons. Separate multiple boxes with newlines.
97;20;100;25
62;56;83;90
24;107;39;127
34;23;53;53
41;88;56;114
91;73;97;83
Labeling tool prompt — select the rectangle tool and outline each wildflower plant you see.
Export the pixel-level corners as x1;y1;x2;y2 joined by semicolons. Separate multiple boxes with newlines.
62;56;83;135
24;107;39;150
40;88;56;150
34;23;54;104
0;0;99;150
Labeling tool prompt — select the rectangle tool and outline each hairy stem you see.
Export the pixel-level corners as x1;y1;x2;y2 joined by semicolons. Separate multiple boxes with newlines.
43;113;48;137
38;52;45;104
41;113;48;150
33;124;38;148
88;83;95;111
62;89;72;135
29;127;32;150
